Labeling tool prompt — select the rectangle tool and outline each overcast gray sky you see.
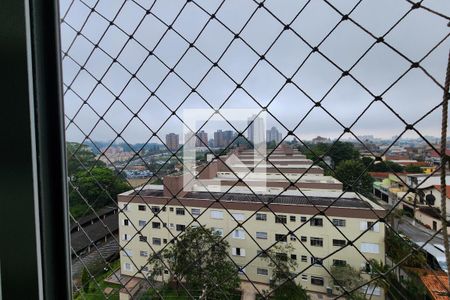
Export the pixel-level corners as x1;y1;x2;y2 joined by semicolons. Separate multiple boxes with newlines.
60;0;450;144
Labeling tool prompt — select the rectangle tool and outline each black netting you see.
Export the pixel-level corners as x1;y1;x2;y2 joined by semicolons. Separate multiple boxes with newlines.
60;0;450;299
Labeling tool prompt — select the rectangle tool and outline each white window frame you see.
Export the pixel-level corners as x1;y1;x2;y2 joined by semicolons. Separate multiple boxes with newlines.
124;262;133;271
255;231;268;240
211;210;224;219
232;213;245;221
256;268;268;276
360;221;379;232
360;243;380;254
191;208;201;216
232;229;245;240
256;213;267;221
140;250;148;257
138;220;146;227
232;247;246;257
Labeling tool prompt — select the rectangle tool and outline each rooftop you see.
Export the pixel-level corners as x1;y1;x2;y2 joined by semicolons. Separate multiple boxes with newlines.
133;188;373;209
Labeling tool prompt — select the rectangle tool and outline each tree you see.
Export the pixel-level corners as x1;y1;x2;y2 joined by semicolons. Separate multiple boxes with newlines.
335;160;374;196
81;267;90;293
148;227;240;299
67;142;105;176
404;165;423;173
262;244;309;300
69;166;129;218
330;263;364;298
362;158;404;173
385;228;426;268
301;142;359;168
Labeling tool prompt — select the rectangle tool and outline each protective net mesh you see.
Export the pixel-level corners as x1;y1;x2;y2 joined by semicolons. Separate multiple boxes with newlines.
60;0;450;299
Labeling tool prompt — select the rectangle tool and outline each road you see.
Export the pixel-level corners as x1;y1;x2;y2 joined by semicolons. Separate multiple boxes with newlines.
397;217;444;246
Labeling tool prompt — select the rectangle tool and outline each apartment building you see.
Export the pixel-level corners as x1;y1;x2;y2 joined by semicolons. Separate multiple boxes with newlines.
118;186;386;299
118;146;386;299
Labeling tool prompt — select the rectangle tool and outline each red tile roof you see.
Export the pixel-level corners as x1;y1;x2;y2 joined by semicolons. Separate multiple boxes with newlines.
368;172;391;178
420;272;449;300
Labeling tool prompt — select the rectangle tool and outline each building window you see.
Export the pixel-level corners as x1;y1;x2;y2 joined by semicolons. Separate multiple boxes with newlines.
138;220;146;227
141;266;149;272
310;217;323;227
212;227;223;236
300;236;307;242
311;257;322;266
256;231;268;239
123;219;129;226
290;216;296;222
152;222;161;229
162;207;166;212
163;239;167;244
232;247;245;257
290;235;296;241
256;213;267;221
257;268;268;276
176;208;185;215
301;255;307;262
140;251;148;257
291;254;297;260
275;234;287;242
300;216;307;222
211;210;224;219
139;235;147;242
360;221;379;232
257;250;268;258
122;234;129;241
164;270;169;274
301;274;307;281
169;223;174;229
361;243;380;254
151;206;160;213
123;249;133;257
238;266;246;275
176;224;186;232
191;208;201;216
311;276;324;286
275;215;287;224
310;237;323;247
232;229;246;239
232;213;245;221
152;238;161;245
169;207;174;212
138;205;146;211
333;239;346;247
333;259;347;267
124;263;132;271
122;203;129;211
332;219;346;227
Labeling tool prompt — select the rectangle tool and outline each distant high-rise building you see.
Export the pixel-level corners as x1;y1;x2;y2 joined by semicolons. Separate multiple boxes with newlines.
165;133;179;151
214;130;234;148
196;130;208;147
266;126;282;144
247;115;265;147
312;136;331;144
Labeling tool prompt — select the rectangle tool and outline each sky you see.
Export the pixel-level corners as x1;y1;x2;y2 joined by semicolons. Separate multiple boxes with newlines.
60;0;450;145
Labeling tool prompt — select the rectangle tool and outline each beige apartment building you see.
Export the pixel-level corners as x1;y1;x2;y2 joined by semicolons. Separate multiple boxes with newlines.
118;147;386;299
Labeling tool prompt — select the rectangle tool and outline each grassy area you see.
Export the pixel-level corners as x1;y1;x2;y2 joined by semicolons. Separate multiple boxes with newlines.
74;260;121;300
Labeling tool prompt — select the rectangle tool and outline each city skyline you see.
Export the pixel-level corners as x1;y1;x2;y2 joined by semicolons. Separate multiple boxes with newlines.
62;0;450;144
